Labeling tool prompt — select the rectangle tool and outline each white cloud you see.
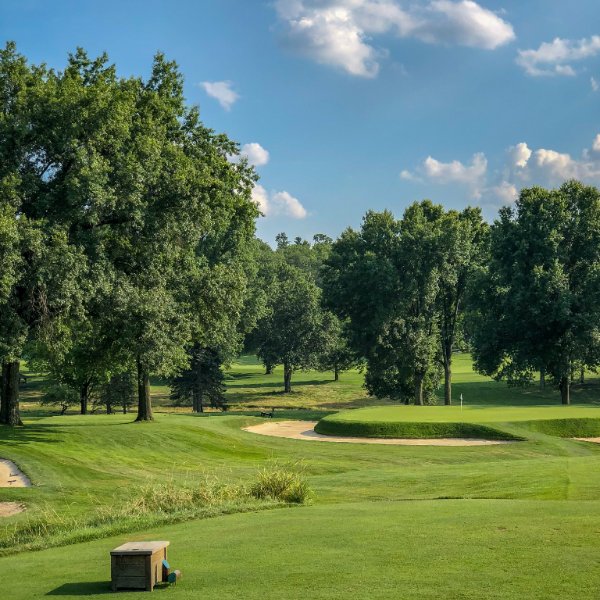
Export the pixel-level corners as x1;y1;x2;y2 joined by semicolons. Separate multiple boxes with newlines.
592;77;599;92
274;0;515;77
490;180;518;203
508;142;532;168
420;152;487;197
272;191;308;218
400;135;600;207
200;81;239;110
240;143;270;167
517;35;600;77
252;184;308;219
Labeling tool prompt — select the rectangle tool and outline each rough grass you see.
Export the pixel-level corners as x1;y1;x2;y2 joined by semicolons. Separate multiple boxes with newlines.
0;468;310;556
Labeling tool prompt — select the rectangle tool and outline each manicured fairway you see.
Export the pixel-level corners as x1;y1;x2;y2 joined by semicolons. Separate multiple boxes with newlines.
2;499;600;599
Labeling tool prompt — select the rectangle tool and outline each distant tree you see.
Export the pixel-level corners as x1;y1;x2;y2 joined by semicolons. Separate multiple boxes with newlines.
436;207;488;404
275;232;289;249
41;384;79;415
170;345;226;412
98;371;136;414
319;313;359;381
470;181;600;404
255;264;324;392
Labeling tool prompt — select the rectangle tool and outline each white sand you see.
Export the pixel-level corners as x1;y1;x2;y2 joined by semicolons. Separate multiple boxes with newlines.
243;420;515;446
573;437;600;443
0;458;31;487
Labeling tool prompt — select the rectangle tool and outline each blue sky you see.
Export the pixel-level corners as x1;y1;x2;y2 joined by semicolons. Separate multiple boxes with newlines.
2;1;600;243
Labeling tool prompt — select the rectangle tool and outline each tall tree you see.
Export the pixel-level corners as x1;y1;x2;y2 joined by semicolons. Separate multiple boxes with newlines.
436;207;488;404
471;181;600;404
323;203;444;405
255;264;324;392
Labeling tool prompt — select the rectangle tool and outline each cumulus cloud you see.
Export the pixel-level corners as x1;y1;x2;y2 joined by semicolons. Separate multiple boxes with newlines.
401;135;600;208
508;142;532;168
274;0;515;77
490;180;518;203
592;77;599;92
402;152;487;198
240;143;270;167
517;35;600;77
200;81;239;110
252;184;308;219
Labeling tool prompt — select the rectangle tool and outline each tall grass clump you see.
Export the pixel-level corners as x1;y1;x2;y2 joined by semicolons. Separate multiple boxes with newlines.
0;468;311;556
249;465;312;504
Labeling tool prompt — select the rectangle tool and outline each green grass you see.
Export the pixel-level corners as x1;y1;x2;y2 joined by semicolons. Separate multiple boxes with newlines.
2;353;600;598
315;404;600;439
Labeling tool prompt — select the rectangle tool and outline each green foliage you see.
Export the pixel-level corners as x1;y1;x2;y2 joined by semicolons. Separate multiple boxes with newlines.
98;372;136;414
254;264;325;392
470;181;600;404
40;384;79;415
170;345;226;412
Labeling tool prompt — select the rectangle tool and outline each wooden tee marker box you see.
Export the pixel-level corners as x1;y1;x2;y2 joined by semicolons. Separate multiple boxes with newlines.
110;541;170;592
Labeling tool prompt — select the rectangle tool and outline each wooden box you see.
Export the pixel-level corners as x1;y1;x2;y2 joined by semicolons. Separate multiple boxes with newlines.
110;541;170;592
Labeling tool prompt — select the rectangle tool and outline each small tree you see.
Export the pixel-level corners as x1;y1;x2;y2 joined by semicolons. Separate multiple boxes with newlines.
170;346;226;412
98;372;136;414
319;313;359;381
41;384;79;415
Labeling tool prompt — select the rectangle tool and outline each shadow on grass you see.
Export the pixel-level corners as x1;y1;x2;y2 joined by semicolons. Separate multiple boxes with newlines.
46;582;112;596
227;379;333;390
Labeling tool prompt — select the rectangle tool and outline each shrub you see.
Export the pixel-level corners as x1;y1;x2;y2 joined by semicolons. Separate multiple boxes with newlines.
249;466;312;504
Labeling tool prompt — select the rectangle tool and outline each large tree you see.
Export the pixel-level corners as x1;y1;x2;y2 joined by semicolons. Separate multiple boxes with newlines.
471;181;600;404
436;207;488;404
323;202;446;405
255;264;324;392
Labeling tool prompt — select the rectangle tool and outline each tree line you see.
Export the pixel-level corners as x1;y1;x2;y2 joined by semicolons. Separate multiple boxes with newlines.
1;44;599;427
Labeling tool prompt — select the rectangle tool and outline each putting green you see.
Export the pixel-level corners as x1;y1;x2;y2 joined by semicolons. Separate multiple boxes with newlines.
315;405;600;439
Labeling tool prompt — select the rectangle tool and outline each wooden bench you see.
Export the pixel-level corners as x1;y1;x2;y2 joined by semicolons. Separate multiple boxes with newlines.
260;410;275;418
110;541;169;592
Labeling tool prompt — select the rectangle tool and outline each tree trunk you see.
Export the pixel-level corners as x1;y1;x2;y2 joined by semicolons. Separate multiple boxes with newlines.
580;367;585;384
122;402;128;415
135;358;153;421
414;372;424;406
540;367;546;389
1;361;22;426
560;376;570;405
0;361;8;424
442;340;453;405
283;362;292;393
265;364;273;375
334;365;339;382
106;401;113;415
80;382;90;415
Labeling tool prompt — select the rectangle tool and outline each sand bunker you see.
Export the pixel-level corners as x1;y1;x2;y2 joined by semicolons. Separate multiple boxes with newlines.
0;459;31;487
244;420;515;446
574;437;600;443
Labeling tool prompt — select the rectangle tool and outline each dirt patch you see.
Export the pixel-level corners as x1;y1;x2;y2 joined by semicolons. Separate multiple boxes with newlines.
244;421;516;446
0;502;24;517
574;437;600;443
0;459;31;487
